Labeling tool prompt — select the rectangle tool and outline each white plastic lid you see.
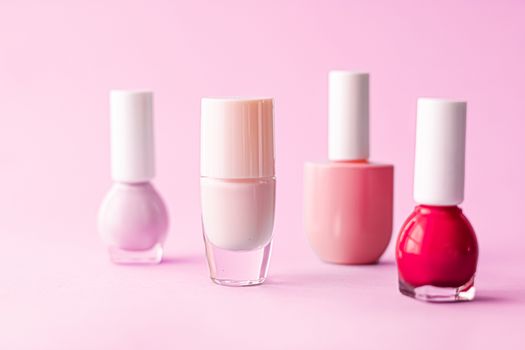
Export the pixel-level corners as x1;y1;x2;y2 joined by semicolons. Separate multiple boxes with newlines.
328;71;370;161
201;97;275;179
414;98;467;205
110;90;155;183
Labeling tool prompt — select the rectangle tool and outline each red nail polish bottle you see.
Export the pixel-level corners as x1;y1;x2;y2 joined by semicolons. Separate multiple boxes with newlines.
396;99;479;302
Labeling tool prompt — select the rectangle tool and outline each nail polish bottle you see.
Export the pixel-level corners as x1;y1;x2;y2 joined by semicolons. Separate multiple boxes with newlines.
396;98;479;302
304;71;394;264
200;98;275;286
98;90;169;264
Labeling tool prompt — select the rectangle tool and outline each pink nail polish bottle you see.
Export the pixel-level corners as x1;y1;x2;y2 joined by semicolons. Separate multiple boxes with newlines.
304;71;394;264
200;98;275;286
396;99;478;302
98;90;169;264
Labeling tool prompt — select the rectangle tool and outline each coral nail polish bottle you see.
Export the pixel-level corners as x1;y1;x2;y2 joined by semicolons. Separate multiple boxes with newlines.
98;91;169;264
200;98;275;286
304;71;394;264
396;98;479;302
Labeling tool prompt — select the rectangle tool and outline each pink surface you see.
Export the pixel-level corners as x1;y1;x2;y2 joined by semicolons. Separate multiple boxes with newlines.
0;0;524;349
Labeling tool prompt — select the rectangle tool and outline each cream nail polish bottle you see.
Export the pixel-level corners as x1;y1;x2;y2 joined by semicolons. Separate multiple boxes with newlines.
200;98;275;286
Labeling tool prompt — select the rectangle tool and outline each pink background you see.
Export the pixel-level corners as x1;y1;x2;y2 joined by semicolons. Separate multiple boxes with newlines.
1;0;524;349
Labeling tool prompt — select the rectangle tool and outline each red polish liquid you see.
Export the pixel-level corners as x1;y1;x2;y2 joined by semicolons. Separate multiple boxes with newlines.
396;205;478;288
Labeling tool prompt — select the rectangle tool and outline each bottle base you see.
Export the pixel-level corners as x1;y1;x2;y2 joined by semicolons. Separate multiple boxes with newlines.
399;276;475;302
211;277;266;287
204;236;272;287
108;244;163;264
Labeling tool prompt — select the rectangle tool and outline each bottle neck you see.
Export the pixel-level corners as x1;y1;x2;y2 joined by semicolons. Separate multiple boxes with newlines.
331;159;369;164
416;204;462;214
113;180;152;187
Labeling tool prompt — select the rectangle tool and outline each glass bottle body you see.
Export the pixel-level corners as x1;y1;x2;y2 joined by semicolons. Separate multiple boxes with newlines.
98;182;168;264
201;177;275;286
396;205;478;302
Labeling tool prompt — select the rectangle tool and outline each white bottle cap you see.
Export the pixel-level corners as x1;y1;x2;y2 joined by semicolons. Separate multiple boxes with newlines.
414;98;467;205
328;71;370;161
201;97;275;179
110;90;155;183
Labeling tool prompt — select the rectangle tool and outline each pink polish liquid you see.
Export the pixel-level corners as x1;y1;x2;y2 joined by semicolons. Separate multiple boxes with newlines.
98;182;168;263
396;99;479;301
200;98;275;286
304;71;394;264
397;206;478;290
98;91;169;264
